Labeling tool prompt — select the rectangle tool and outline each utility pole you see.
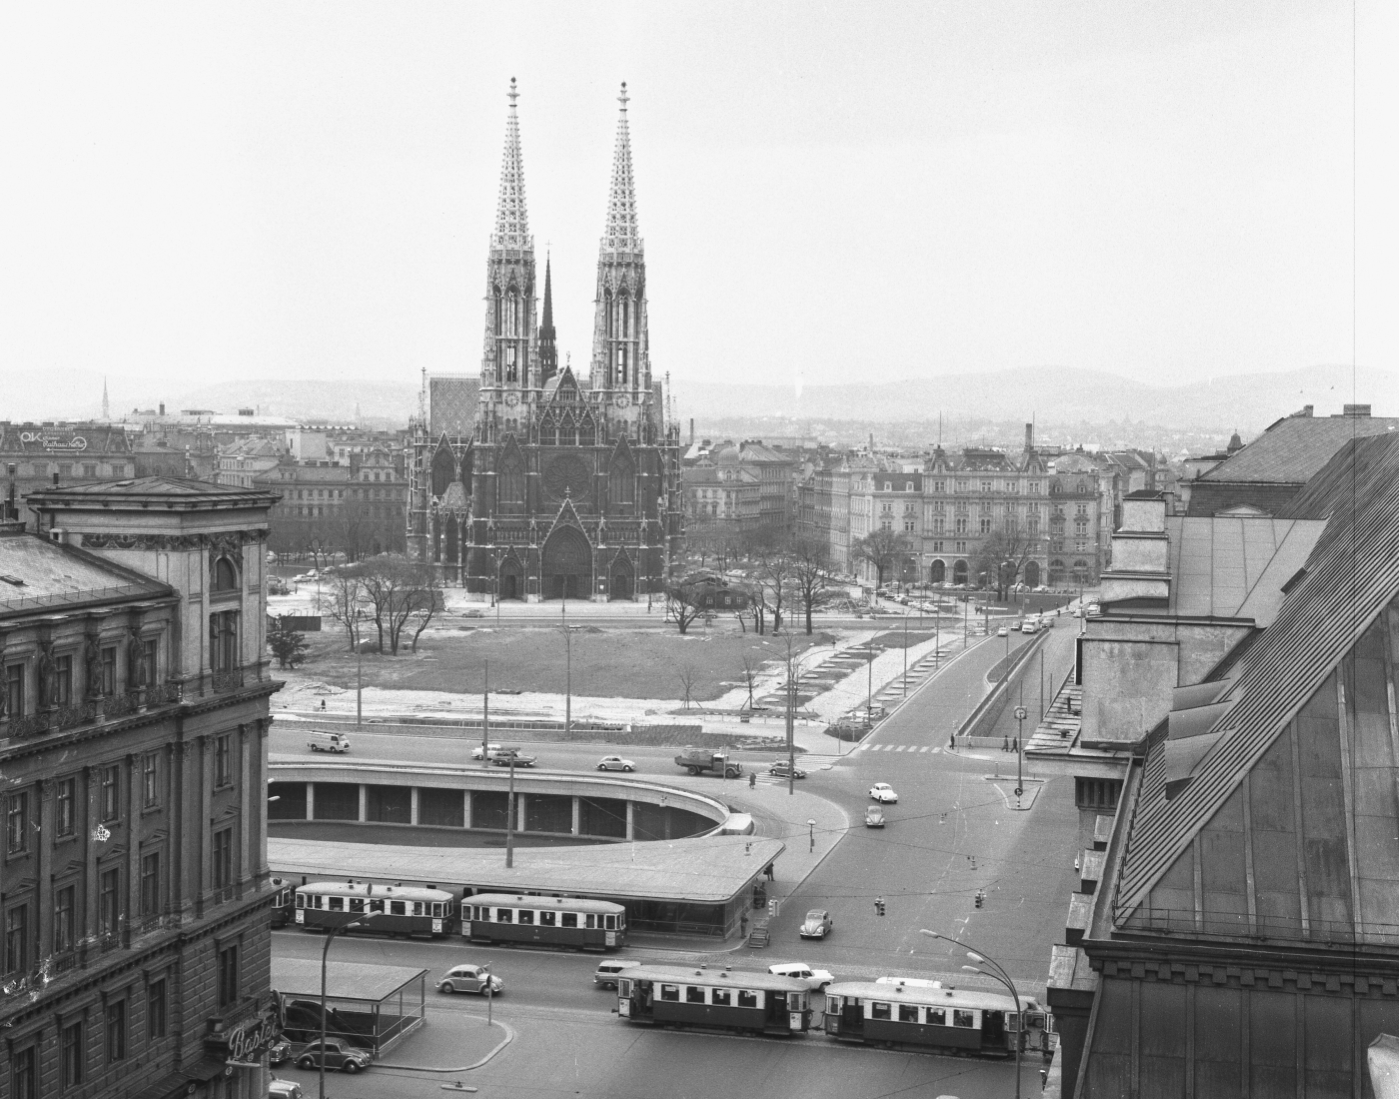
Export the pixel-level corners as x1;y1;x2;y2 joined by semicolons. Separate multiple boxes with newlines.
355;612;363;731
786;643;796;797
481;660;490;766
565;626;573;735
505;755;516;868
902;613;908;697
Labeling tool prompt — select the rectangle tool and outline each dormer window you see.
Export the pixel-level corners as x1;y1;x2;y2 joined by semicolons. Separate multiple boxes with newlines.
212;556;239;593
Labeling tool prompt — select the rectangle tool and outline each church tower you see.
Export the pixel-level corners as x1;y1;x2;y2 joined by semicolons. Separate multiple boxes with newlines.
589;83;652;428
478;77;540;440
538;253;558;384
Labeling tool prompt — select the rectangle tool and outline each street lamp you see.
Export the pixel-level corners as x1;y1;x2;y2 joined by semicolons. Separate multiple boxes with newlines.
920;929;1024;1099
1013;705;1027;799
318;912;378;1099
807;817;816;853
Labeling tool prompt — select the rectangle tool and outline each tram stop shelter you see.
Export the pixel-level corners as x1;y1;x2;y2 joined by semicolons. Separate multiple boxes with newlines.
271;958;427;1057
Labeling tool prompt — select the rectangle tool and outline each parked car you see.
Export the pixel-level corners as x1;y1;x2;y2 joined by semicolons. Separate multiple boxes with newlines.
596;755;636;772
268;1037;292;1065
799;909;834;939
1021;622;1037;634
470;743;505;760
268;1079;303;1099
768;761;807;779
768;962;836;990
864;804;886;828
869;783;898;803
437;963;503;996
296;1038;371;1074
593;960;641;988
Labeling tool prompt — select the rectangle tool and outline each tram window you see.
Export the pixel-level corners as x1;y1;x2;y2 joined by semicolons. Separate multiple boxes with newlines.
412;902;424;916
660;985;680;1002
953;1010;975;1028
391;901;406;916
472;905;484;920
604;914;617;930
497;909;514;923
539;910;556;926
618;980;631;997
928;1009;946;1026
585;914;597;929
899;1004;920;1023
518;910;534;925
368;900;384;914
349;898;364;913
871;1002;892;1020
686;986;706;1004
789;993;805;1010
826;995;841;1013
561;913;578;928
711;988;731;1006
737;990;759;1009
295;894;306;908
328;896;344;911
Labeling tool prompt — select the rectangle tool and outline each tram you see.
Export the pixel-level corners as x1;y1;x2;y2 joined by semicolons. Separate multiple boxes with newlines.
294;881;457;937
268;877;295;928
823;979;1052;1058
464;893;626;951
616;965;812;1036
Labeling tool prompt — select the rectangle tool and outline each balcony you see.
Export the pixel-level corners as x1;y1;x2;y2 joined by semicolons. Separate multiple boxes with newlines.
2;684;184;740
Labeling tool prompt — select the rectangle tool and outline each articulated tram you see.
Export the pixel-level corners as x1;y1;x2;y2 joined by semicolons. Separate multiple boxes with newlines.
822;978;1051;1058
617;965;813;1036
464;894;626;951
293;882;457;937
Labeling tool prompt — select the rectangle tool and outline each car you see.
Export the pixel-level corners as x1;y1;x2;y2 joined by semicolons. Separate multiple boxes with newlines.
593;960;642;988
437;963;504;996
296;1038;371;1074
864;804;885;828
268;1037;292;1065
490;749;537;767
470;743;505;760
768;962;836;990
1021;622;1037;634
268;1079;304;1099
996;625;1009;637
768;761;807;779
596;755;636;772
799;909;834;939
280;1000;374;1048
869;783;898;803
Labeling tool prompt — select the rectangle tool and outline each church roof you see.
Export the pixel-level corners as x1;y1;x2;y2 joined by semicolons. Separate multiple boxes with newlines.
491;78;531;252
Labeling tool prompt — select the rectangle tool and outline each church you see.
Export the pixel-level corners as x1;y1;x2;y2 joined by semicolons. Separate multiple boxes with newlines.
407;81;681;601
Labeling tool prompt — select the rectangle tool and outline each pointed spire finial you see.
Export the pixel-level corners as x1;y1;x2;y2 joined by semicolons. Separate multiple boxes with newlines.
508;76;519;108
618;81;629;111
492;78;531;250
601;82;641;254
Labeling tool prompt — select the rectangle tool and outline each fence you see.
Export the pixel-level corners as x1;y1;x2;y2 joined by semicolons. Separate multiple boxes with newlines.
952;631;1049;746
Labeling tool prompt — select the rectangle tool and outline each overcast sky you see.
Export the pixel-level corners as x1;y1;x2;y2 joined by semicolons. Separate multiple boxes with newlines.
1;1;1394;410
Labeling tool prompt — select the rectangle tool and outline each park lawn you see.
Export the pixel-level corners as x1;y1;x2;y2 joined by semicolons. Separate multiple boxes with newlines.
294;624;829;702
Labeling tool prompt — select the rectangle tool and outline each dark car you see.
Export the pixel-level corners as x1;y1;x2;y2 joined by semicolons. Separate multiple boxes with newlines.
490;749;537;767
296;1038;371;1074
268;1037;292;1065
768;761;807;779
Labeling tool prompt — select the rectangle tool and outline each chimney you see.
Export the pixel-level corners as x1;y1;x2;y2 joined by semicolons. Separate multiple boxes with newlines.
689;418;695;446
1342;404;1372;418
158;402;165;416
1025;423;1034;451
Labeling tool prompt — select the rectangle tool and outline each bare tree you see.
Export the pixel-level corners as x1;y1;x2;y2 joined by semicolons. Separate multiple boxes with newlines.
757;552;797;633
348;554;440;654
739;655;759;710
789;537;831;635
664;572;715;635
676;664;698;710
851;530;914;590
972;523;1040;601
317;572;366;652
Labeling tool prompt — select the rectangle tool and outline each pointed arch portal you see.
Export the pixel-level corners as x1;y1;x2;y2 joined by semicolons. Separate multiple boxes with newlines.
542;527;591;600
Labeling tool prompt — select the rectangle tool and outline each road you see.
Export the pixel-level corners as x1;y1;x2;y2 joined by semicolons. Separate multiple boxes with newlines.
268;620;1082;1098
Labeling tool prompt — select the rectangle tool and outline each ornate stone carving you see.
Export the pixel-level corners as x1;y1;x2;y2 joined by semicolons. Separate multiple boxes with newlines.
85;634;103;698
36;641;55;710
81;529;268;551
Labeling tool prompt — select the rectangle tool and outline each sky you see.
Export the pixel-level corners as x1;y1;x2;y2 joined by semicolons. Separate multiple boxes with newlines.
0;1;1395;414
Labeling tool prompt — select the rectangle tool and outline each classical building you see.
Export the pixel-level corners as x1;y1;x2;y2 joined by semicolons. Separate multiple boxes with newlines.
406;81;680;599
1;477;281;1099
254;448;406;561
1;424;139;526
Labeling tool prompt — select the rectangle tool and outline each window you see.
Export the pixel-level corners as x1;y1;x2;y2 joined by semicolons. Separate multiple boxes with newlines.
11;1045;36;1099
209;613;238;673
560;912;577;928
871;1001;892;1020
5;791;27;854
899;1004;920;1022
212;556;238;592
142;753;159;807
61;1019;85;1087
659;985;680;1001
953;1009;976;1028
496;908;514;923
979;517;992;534
5;904;27;974
5;663;24;717
99;867;120;937
517;909;534;925
928;1008;946;1026
686;985;706;1003
213;828;233;891
711;987;731;1006
53;653;74;706
99;646;116;696
100;764;120;821
56;778;75;836
141;852;161;916
539;910;556;927
148;977;167;1038
106;999;127;1062
737;989;759;1008
217;943;239;1007
54;885;75;953
1075;777;1122;810
215;734;232;786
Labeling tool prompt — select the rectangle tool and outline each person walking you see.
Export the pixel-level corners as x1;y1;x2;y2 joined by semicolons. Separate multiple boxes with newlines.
748;771;757;790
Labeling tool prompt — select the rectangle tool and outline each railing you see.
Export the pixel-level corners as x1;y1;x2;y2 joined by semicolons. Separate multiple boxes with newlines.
2;684;183;739
1120;906;1399;947
211;668;246;693
0;582;159;612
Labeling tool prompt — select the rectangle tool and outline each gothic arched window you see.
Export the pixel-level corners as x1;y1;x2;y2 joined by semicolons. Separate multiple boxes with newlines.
499;453;525;506
610;457;635;508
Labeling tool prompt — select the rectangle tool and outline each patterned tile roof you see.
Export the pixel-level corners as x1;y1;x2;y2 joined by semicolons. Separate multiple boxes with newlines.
1199;413;1399;485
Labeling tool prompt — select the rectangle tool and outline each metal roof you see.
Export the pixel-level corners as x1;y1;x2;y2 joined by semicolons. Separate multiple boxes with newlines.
0;531;170;612
1162;516;1326;620
271;958;427;1003
1199;413;1399;485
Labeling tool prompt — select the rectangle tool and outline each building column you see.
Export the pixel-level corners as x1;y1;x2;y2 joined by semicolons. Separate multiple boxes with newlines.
517;793;527;833
305;783;315;821
358;785;368;823
462;789;471;829
625;801;635;841
410;788;420;826
571;796;581;836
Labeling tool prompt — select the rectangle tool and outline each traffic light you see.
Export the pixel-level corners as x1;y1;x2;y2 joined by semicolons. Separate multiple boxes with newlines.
874;897;886;917
974;890;985;909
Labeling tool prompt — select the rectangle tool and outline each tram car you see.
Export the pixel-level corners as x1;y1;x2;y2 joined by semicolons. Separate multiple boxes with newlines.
294;881;457;938
268;877;295;928
616;965;812;1037
464;894;626;951
823;979;1051;1058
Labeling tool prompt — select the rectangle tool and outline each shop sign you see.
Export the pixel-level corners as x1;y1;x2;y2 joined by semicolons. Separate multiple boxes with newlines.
18;431;88;451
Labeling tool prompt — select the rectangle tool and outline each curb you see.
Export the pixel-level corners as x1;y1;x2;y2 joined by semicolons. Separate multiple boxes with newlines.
375;1019;515;1073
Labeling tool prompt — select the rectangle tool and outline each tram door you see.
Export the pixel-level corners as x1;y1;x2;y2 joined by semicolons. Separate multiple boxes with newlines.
982;1009;1007;1051
841;997;864;1034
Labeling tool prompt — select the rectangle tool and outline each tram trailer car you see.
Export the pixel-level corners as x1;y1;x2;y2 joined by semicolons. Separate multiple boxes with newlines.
465;894;627;951
295;882;457;938
617;965;812;1036
269;877;294;928
822;980;1051;1058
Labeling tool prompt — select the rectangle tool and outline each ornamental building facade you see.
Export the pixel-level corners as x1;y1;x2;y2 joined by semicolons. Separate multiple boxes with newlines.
406;81;680;600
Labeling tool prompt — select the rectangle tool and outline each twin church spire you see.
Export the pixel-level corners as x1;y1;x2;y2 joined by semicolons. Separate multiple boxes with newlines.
480;79;649;413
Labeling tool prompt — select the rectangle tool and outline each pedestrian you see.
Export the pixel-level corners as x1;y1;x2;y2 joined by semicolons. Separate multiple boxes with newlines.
764;863;774;881
1002;736;1009;752
749;771;756;790
320;699;326;712
1011;737;1018;752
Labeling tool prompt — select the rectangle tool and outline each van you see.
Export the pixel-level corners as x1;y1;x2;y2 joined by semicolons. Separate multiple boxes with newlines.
307;731;350;753
593;960;640;988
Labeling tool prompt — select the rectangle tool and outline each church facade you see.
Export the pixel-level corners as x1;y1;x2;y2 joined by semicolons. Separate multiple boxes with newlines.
406;81;680;600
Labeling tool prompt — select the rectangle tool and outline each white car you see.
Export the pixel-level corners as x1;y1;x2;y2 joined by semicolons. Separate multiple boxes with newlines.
996;626;1009;637
596;755;636;772
470;743;504;760
869;783;898;804
437;963;503;995
768;962;835;991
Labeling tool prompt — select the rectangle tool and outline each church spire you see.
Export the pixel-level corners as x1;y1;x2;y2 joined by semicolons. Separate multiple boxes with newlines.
601;82;641;254
492;77;530;250
539;252;558;383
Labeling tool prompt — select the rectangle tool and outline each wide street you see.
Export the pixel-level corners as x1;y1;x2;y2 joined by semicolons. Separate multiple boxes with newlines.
268;617;1084;1098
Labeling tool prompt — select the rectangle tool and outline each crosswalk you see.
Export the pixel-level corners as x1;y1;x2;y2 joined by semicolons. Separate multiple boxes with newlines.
851;743;942;753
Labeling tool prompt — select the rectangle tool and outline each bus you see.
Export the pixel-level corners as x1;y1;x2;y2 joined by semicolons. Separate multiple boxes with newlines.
294;882;456;938
617;965;812;1036
269;877;295;928
463;894;626;951
822;979;1051;1058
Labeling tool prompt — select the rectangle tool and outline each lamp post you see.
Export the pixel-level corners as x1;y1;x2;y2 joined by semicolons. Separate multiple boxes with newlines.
1014;705;1027;799
920;929;1024;1099
807;817;816;853
481;660;490;768
354;611;363;731
319;912;377;1099
504;754;517;868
